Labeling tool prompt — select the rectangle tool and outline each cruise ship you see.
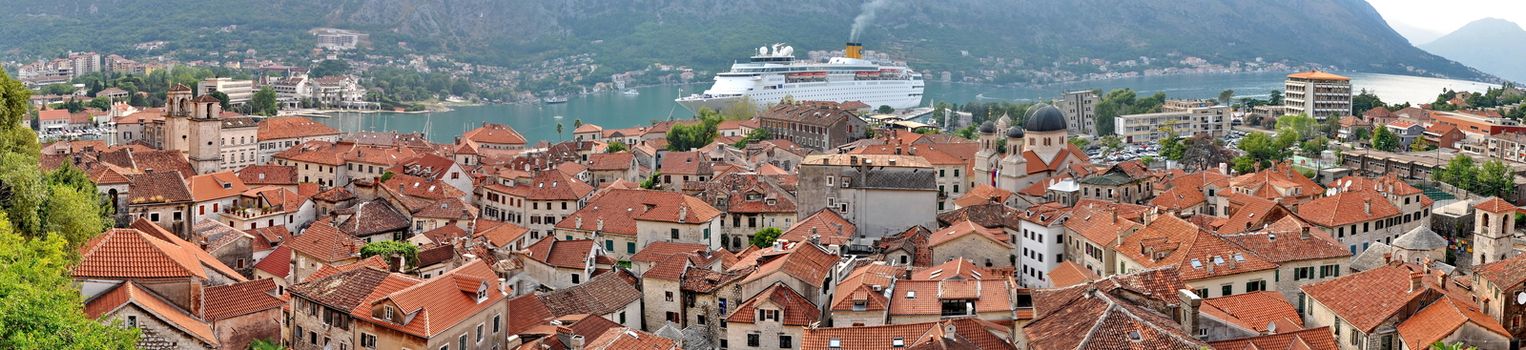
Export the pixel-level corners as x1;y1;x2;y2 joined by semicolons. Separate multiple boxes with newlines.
676;42;924;113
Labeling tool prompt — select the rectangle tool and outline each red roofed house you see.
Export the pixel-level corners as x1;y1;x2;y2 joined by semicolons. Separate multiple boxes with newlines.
1302;263;1504;350
734;242;842;312
354;260;510;350
286;222;363;283
829;263;902;327
188;171;250;224
929;220;1015;268
289;262;421;350
479;171;596;248
520;238;604;290
1309;176;1434;255
555;188;722;261
725;282;822;350
584;151;638;186
1197;291;1303;341
1116;215;1278;299
256;116;341;164
203;279;288;349
689;172;800;251
1471;250;1526;340
1209;327;1340;350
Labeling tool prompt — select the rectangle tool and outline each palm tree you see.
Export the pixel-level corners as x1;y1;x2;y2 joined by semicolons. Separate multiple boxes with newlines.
556;121;564;142
573;118;583;130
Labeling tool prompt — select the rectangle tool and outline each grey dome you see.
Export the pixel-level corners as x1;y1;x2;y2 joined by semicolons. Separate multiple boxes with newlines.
1006;127;1025;139
1025;105;1068;132
978;121;996;134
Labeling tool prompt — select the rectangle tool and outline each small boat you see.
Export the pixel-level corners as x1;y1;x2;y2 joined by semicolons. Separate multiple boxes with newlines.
543;96;569;104
622;89;640;96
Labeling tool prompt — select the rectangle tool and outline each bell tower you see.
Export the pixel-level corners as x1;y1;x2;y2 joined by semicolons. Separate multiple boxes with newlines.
1474;197;1518;266
163;84;193;152
187;94;225;174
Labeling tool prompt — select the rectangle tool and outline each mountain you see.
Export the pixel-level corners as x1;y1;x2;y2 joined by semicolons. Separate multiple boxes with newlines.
1389;21;1444;45
1421;18;1526;83
0;0;1499;84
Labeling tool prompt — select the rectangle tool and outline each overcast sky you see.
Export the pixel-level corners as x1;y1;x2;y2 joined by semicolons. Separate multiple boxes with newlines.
1368;0;1526;34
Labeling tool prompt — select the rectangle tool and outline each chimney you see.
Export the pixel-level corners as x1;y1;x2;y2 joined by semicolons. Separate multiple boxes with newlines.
1363;199;1371;215
1383;252;1393;263
943;323;957;340
596;218;605;231
1300;225;1311;240
1409;271;1424;292
1177;289;1203;335
569;335;585;350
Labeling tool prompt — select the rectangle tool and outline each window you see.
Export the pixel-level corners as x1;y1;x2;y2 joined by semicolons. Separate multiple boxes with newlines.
126;315;138;327
779;335;793;348
1294;266;1315;280
747;334;760;347
309;331;318;345
1246;280;1266;292
476;323;484;342
627;242;636;254
1220;284;1233;297
150;213;160;221
666;291;674;302
459;334;468;349
361;333;377;349
493;314;502;333
572;274;581;284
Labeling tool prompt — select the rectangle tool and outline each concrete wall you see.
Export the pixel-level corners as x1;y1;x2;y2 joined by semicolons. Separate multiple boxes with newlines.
930;234;1013;268
107;304;212;349
213;307;283;350
643;277;684;331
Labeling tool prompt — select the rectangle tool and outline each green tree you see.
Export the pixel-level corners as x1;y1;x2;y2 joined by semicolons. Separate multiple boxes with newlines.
1371;126;1400;152
86;98;110;112
733;128;771;148
1237;131;1291;168
250;87;278;116
1160;134;1186;161
666;110;722;151
1231;156;1258;173
1430;341;1478;350
1;72;28;128
1300;136;1329;157
360;240;419;271
1180;134;1232;171
1098;135;1123;153
41;185;107;248
249;339;283;350
605;141;628;153
1478;160;1516;198
555;121;564;142
1352;89;1385;115
310;60;351;78
1434;155;1479;192
877;105;895;114
208;91;230;109
1068;136;1090;150
572;118;583;131
640;172;659;189
1275;114;1317;141
0;214;141;349
1352;127;1371;142
750;227;782;248
1268;90;1283;105
1217;89;1235;105
955;125;978;140
1411;137;1433;152
39;84;75;96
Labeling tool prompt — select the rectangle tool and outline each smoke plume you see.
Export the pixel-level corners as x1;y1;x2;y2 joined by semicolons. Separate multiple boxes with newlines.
849;0;894;42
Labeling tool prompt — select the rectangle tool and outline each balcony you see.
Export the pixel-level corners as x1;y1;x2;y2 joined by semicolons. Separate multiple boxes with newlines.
222;205;287;219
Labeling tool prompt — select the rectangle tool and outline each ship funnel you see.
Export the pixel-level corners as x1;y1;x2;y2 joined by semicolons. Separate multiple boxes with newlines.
845;42;864;59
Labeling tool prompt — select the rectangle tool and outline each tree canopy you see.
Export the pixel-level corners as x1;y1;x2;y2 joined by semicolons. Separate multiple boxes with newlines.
250;87;278;116
360;240;418;270
750;227;782;248
1371;126;1400;152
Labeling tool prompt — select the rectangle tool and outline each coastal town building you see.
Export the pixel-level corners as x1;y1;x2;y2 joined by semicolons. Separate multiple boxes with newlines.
1283;70;1352;119
758;101;870;150
1056;90;1099;136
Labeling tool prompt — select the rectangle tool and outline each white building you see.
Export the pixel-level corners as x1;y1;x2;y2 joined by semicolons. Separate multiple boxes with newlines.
198;77;255;105
1283;70;1352;119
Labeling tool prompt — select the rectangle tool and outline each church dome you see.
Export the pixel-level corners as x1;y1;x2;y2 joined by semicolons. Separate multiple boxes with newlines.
978;121;996;134
1025;105;1068;132
1006;127;1025;139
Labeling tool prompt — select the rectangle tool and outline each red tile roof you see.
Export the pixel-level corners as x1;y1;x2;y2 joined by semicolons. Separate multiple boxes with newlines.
84;282;219;346
830;263;900;311
802;318;1016;350
1301;264;1437;333
1287;70;1350;81
366;260;506;338
556;189;722;236
1476;197;1517;214
462;123;528;145
1064;201;1144;247
1218;216;1350;264
739;242;839;288
911;258;995;281
1200;291;1302;334
539;270;642;316
257;116;339;141
1297;190;1402;227
525;238;596;269
77;220;247;283
483;171;594;201
285;222;361;263
1117;216;1278;281
727;282;821;326
507;294;555;335
586;152;635;171
1395;296;1510;350
888;279;1011;317
1047;261;1098;288
253;245;292;278
779;208;855;246
187;171;249;202
1025;270;1205;350
203;278;286;321
475;220;530;248
929;220;1011;248
236;164;298;186
584;327;678;350
1208;326;1340;350
629;241;709;264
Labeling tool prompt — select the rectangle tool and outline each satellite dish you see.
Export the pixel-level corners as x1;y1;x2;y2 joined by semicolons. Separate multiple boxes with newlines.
781;46;794;56
759;46;768;56
1516;291;1525;305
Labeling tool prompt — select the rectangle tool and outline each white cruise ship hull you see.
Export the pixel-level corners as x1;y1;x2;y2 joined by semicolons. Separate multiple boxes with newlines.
677;43;924;114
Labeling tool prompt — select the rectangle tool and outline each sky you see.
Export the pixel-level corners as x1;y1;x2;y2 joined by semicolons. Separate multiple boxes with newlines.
1367;0;1526;38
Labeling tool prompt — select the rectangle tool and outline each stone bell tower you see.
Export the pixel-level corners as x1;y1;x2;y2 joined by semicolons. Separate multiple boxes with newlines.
1474;197;1518;266
186;94;224;174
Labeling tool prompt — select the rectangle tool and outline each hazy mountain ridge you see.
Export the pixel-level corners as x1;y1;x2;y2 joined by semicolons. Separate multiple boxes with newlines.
1421;18;1526;83
0;0;1500;84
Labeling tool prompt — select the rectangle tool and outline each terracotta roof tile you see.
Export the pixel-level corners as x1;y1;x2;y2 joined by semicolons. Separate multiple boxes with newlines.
1025;272;1205;350
507;294;555;335
1118;216;1279;282
334;199;411;237
803;318;1016;350
1200;291;1302;334
584;327;677;350
911;258;996;281
258;116;340;141
187;171;249;202
830;263;900;311
556;189;721;235
84;282;218;346
875;226;933;267
1395;297;1510;350
203;278;285;321
1208;326;1339;350
236;164;298;186
1047;261;1098;288
1475;197;1517;214
888;279;1011;317
462;123;527;145
1296;190;1401;227
929;220;1011;248
1218;216;1350;263
525;238;596;269
475;220;530;248
740;242;839;288
1287;70;1350;81
1301;264;1436;333
253;245;292;278
127;171;193;204
1063;201;1143;247
779;209;854;245
285;222;361;263
726;283;821;326
364;260;505;338
539;270;642;316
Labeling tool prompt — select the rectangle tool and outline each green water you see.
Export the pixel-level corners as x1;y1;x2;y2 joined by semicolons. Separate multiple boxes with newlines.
320;71;1497;144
